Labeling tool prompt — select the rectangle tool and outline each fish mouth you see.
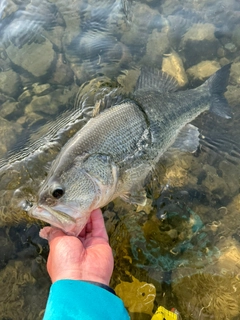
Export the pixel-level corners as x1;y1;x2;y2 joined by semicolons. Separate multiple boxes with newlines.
29;203;90;236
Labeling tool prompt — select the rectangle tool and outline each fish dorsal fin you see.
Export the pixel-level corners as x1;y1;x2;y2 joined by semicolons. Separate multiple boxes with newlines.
170;124;200;153
135;68;179;93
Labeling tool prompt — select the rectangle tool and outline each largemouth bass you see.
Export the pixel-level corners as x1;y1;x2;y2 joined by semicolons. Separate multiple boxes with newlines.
28;64;232;235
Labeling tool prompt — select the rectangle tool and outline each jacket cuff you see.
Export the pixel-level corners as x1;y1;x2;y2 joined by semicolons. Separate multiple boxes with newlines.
80;280;116;295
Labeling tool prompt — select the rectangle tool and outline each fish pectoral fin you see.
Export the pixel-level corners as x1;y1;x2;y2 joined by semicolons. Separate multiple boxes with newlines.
120;190;147;206
170;124;199;153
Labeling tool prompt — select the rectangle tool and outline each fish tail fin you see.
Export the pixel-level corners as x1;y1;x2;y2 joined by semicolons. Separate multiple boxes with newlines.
206;63;232;119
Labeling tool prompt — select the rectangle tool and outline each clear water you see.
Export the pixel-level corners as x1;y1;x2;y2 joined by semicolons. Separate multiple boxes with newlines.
0;0;240;319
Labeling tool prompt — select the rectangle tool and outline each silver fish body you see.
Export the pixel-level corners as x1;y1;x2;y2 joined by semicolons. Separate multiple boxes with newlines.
29;64;232;235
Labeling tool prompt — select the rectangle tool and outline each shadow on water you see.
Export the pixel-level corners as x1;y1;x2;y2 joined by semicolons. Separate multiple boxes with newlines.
0;0;240;319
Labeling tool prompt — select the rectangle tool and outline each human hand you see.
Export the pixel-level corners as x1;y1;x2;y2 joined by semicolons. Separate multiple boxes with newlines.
39;208;114;285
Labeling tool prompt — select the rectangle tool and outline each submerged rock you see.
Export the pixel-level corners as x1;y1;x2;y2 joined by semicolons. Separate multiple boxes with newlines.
6;39;56;78
49;53;74;86
25;95;57;115
121;3;164;47
1;101;19;120
0;69;21;97
186;60;221;86
180;23;220;68
0;116;22;156
162;50;188;87
232;24;240;48
142;29;170;67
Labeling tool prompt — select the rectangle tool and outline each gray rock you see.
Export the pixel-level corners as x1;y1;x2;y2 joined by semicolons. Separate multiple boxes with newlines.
6;39;56;78
180;23;220;68
0;70;20;97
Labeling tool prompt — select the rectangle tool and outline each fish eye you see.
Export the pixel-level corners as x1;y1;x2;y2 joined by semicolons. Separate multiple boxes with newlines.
52;187;65;199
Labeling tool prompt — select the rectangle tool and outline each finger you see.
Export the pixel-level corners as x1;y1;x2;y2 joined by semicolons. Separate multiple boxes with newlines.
90;208;109;241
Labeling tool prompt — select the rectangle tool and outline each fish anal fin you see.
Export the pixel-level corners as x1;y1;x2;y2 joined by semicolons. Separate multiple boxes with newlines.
170;124;199;153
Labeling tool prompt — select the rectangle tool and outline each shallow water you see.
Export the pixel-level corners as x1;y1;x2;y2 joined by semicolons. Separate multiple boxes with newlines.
0;0;240;319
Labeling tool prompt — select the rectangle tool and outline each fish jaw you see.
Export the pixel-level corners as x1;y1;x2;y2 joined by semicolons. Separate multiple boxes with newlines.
29;203;91;236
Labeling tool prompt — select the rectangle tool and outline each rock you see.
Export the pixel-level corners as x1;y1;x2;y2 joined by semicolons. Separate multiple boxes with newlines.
0;48;12;71
180;23;220;68
1;101;19;119
186;60;221;86
218;160;240;195
18;89;32;104
142;29;170;67
232;24;240;48
49;53;74;85
0;116;22;155
229;62;240;85
121;3;163;47
0;0;18;19
70;62;93;85
224;42;237;53
201;164;227;196
6;39;56;78
117;69;141;94
32;83;51;96
25;95;57;115
42;25;64;51
22;112;45;129
49;85;78;107
0;69;20;97
162;50;188;87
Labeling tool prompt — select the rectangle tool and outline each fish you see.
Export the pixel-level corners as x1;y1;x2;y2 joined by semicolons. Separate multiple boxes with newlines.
27;63;232;235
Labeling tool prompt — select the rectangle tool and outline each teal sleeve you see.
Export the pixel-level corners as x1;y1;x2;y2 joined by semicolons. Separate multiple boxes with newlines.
43;279;130;320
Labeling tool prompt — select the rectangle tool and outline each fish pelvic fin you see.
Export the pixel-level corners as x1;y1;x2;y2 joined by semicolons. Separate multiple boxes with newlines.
120;190;147;206
207;63;232;119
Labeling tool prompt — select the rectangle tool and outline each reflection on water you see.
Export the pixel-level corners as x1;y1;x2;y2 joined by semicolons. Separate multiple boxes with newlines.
0;0;240;319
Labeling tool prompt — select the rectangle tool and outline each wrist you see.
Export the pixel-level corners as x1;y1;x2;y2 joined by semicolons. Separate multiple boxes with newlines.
50;270;111;286
80;280;116;295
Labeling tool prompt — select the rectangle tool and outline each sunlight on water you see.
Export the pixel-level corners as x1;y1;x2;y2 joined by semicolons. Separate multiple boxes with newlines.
0;0;240;319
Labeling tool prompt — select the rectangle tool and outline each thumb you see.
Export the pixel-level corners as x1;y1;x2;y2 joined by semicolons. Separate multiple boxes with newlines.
39;226;66;242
